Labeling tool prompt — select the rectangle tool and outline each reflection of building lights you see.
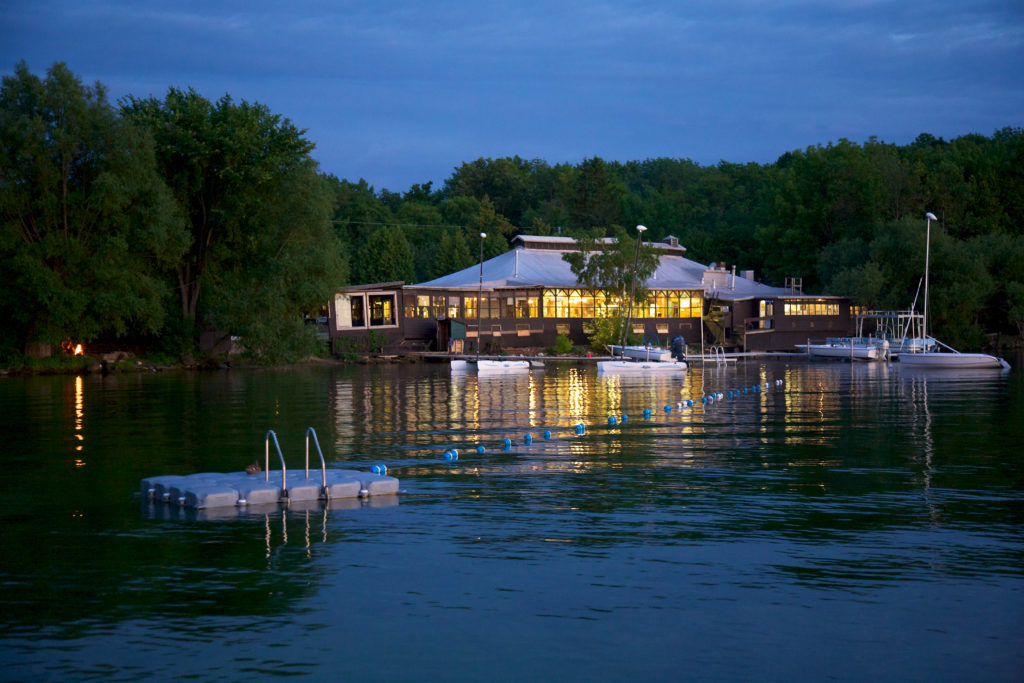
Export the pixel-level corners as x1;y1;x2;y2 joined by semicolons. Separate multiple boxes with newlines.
74;459;86;467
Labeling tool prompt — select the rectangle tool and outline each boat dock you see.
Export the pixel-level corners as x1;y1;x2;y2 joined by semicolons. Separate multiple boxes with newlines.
140;428;398;510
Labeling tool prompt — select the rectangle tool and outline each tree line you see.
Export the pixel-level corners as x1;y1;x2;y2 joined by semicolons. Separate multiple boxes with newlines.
2;61;1022;363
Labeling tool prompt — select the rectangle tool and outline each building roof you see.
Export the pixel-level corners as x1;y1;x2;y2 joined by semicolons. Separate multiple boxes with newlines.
409;236;811;302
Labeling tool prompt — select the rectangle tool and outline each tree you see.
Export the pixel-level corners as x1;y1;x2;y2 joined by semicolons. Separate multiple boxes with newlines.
355;226;415;284
211;169;344;362
427;231;473;280
570;157;625;230
122;88;345;358
0;61;188;355
466;197;515;259
562;226;660;323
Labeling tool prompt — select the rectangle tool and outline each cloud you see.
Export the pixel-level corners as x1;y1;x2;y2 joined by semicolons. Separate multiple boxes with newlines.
2;0;1021;190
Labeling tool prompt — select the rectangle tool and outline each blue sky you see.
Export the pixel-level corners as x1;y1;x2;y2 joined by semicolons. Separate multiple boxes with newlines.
3;0;1022;193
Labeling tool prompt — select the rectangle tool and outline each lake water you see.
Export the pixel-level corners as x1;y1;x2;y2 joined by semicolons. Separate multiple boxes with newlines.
1;357;1022;681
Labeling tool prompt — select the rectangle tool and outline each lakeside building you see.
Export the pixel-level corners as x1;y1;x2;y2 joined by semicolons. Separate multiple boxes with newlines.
328;235;853;353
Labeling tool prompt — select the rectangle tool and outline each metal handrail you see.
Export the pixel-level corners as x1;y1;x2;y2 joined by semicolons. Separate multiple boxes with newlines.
305;427;328;498
265;430;287;493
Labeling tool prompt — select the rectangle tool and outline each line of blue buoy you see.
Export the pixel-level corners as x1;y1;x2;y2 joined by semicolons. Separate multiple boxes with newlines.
407;379;788;470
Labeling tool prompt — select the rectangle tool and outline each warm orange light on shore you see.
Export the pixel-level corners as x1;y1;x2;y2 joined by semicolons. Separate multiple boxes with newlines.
61;340;84;355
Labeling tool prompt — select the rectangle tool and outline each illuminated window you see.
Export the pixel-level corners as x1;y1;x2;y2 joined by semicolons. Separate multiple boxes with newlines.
369;295;395;326
349;296;364;327
783;301;838;316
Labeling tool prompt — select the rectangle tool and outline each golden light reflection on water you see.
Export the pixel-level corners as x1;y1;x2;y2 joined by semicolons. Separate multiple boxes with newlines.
324;362;929;463
74;375;84;456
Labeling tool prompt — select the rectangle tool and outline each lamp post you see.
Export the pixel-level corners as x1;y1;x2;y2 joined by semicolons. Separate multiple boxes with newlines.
477;232;486;359
923;212;937;340
620;225;648;352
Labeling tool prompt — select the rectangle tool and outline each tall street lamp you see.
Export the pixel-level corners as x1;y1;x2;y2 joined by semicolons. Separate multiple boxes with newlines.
477;232;486;359
620;225;648;352
923;212;937;340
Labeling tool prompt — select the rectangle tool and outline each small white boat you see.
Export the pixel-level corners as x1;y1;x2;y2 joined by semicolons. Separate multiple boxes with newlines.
609;345;674;362
597;360;687;375
795;338;888;361
897;350;1009;370
450;359;532;372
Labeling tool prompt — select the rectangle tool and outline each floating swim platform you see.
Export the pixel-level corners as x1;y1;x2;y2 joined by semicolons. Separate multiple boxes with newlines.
140;427;398;510
140;468;398;509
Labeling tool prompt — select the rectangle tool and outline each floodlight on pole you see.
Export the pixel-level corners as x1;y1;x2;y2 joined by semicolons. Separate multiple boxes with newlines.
477;233;486;358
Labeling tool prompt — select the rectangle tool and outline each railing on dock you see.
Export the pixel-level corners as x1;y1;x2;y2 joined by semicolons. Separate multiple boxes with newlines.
265;430;287;495
305;427;329;499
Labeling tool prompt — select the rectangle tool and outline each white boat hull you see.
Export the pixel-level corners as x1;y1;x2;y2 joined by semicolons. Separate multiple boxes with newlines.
597;360;687;375
609;345;674;362
451;359;532;373
898;352;1009;369
795;342;885;361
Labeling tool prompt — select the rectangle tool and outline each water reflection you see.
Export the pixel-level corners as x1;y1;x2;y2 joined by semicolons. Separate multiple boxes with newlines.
1;360;1021;681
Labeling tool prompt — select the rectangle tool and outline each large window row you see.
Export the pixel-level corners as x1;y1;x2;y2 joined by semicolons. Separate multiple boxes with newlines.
404;288;703;320
405;293;539;320
782;301;839;316
541;289;702;319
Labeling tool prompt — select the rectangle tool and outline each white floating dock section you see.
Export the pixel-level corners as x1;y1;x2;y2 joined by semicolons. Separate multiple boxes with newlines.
141;468;399;510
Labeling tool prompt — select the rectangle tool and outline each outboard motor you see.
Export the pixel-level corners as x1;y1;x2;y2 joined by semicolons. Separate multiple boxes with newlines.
671;335;686;361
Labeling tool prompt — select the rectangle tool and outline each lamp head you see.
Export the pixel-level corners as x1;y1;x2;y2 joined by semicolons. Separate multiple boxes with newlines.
636;224;647;233
480;232;487;239
925;212;937;221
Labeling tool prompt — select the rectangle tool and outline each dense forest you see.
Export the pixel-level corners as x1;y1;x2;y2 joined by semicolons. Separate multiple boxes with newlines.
3;61;1023;364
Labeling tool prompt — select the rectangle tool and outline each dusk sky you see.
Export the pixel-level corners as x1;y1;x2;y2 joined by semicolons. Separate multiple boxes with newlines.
3;0;1022;193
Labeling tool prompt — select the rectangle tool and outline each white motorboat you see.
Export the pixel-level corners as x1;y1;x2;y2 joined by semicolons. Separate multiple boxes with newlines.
608;345;674;362
597;360;687;375
451;359;532;372
795;338;888;361
853;310;935;359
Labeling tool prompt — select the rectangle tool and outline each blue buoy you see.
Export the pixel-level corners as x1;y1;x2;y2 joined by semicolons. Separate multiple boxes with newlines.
643;408;652;419
743;387;748;394
543;430;551;439
664;404;672;413
621;414;628;423
503;438;512;449
608;415;617;426
701;397;706;404
575;423;586;435
371;464;387;475
444;449;458;461
477;445;485;454
524;433;533;444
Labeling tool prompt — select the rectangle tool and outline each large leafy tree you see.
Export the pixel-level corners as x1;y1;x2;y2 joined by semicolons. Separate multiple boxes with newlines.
563;226;660;312
0;61;188;355
122;88;345;358
562;226;660;350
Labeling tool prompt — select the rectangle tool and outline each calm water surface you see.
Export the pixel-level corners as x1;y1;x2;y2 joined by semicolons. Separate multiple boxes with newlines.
1;357;1022;681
